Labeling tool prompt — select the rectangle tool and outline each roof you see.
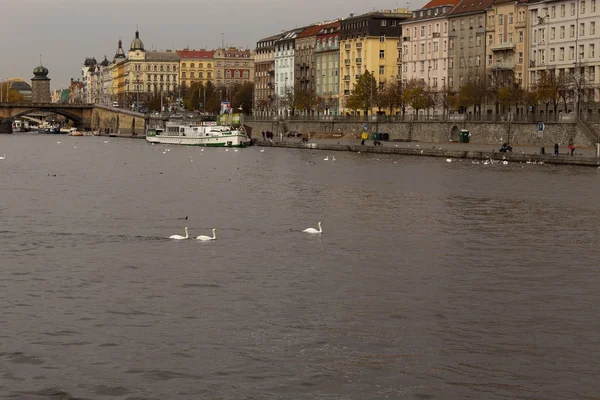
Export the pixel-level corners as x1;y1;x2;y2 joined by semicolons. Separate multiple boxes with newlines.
423;0;460;8
145;51;180;62
257;33;284;43
9;81;32;91
297;24;325;38
449;0;495;15
177;50;215;59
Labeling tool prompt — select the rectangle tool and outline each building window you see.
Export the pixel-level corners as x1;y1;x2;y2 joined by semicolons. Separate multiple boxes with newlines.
582;0;586;13
570;24;575;37
593;0;597;12
488;34;493;45
551;6;556;18
581;23;585;35
508;13;513;24
488;54;493;65
182;72;186;78
551;48;556;61
434;42;439;52
420;44;424;54
590;44;595;58
561;4;565;16
380;35;386;42
551;27;556;39
560;47;565;61
420;61;425;71
499;14;504;24
592;22;596;35
518;52;523;64
570;46;575;60
571;2;576;15
420;25;425;36
380;50;385;58
476;36;482;47
379;66;385;75
560;26;565;38
381;20;387;26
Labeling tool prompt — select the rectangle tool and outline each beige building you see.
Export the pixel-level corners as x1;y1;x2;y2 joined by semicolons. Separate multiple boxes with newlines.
254;34;282;116
213;48;254;101
485;0;530;91
315;21;342;114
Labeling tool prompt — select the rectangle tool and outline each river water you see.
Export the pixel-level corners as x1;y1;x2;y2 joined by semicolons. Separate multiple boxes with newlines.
1;134;599;400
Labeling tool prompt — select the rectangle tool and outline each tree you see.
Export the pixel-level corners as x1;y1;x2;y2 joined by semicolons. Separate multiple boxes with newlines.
487;68;513;114
403;78;434;116
0;83;24;103
232;82;254;114
535;70;560;115
346;71;377;115
380;81;404;115
437;84;454;118
294;85;317;115
317;93;338;115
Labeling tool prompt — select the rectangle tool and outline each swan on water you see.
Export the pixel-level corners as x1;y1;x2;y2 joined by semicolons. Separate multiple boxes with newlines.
225;149;229;152
332;156;336;161
446;158;453;163
169;227;189;240
324;156;329;161
0;154;5;160
196;229;217;241
303;222;323;234
260;149;265;153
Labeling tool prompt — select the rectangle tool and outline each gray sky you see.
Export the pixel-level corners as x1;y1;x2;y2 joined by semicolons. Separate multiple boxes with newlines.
1;0;426;90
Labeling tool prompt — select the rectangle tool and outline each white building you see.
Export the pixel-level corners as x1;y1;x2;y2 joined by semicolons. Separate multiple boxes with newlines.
528;0;600;114
274;28;303;115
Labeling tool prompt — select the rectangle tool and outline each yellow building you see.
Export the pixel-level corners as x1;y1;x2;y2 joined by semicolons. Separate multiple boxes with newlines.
339;9;410;115
485;0;529;90
178;50;215;89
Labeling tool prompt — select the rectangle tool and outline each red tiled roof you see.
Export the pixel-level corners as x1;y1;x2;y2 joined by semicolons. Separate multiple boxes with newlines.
423;0;461;8
449;0;496;15
177;50;214;59
298;24;326;38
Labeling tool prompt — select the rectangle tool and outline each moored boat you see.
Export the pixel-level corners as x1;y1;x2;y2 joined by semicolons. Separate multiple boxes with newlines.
146;121;250;147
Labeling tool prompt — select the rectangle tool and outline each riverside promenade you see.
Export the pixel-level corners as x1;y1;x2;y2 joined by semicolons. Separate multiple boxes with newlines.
257;138;600;167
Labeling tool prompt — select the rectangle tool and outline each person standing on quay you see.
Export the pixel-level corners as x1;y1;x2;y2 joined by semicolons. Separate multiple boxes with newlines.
554;143;559;155
569;143;576;156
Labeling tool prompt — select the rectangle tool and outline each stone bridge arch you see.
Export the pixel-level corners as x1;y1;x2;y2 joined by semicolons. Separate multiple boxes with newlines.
12;107;85;127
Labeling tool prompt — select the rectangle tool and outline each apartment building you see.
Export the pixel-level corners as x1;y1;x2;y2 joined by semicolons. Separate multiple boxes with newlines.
339;9;410;115
448;0;495;90
400;1;459;91
528;0;600;111
315;21;341;114
178;50;215;89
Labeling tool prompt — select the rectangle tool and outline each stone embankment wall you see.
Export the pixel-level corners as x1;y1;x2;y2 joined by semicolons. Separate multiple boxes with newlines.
92;106;147;136
258;141;600;167
248;120;595;147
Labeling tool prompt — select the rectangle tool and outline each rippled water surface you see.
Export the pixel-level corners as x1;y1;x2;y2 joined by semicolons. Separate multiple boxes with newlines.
1;134;599;400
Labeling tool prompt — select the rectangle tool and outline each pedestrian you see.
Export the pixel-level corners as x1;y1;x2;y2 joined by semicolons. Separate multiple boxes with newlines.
554;143;559;155
569;144;575;156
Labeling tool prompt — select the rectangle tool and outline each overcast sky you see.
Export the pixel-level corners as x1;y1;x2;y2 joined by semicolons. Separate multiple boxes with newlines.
1;0;427;90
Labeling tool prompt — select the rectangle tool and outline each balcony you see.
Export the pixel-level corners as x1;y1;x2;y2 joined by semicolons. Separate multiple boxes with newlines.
344;75;351;81
515;20;526;28
345;44;351;49
432;32;441;38
344;90;350;95
486;23;495;32
356;58;362;64
476;27;485;34
397;57;402;64
402;36;410;42
490;42;516;52
267;82;274;88
491;63;515;70
448;30;457;37
300;62;308;68
397;40;402;48
356;43;362;48
344;59;351;65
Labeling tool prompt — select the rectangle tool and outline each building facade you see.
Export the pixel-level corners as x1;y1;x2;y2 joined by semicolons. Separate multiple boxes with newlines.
400;1;459;98
448;0;495;93
340;9;411;115
178;50;215;91
315;21;342;114
213;48;254;99
528;0;600;113
295;24;323;101
275;28;304;115
254;34;282;116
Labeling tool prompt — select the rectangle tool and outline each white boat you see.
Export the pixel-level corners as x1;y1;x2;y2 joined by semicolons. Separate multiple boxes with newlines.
146;122;250;147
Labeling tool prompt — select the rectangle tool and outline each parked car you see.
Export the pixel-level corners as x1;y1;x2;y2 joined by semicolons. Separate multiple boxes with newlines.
171;114;183;119
286;130;302;138
112;101;119;108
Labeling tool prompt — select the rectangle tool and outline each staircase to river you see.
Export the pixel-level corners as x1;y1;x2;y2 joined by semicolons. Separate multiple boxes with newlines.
576;117;600;145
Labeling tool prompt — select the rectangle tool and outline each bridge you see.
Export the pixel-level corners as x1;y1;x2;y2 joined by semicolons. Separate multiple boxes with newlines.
0;103;163;135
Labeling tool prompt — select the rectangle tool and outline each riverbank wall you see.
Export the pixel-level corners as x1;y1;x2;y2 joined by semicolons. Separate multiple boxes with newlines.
257;141;600;167
247;120;597;147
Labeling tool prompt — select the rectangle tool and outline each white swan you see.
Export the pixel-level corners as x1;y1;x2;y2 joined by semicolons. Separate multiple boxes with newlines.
169;227;189;240
196;228;216;241
324;156;329;161
332;156;336;161
260;149;265;153
0;154;5;160
303;222;323;234
446;158;452;163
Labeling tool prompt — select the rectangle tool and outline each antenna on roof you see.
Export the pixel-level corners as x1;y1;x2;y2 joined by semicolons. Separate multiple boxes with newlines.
39;54;42;65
